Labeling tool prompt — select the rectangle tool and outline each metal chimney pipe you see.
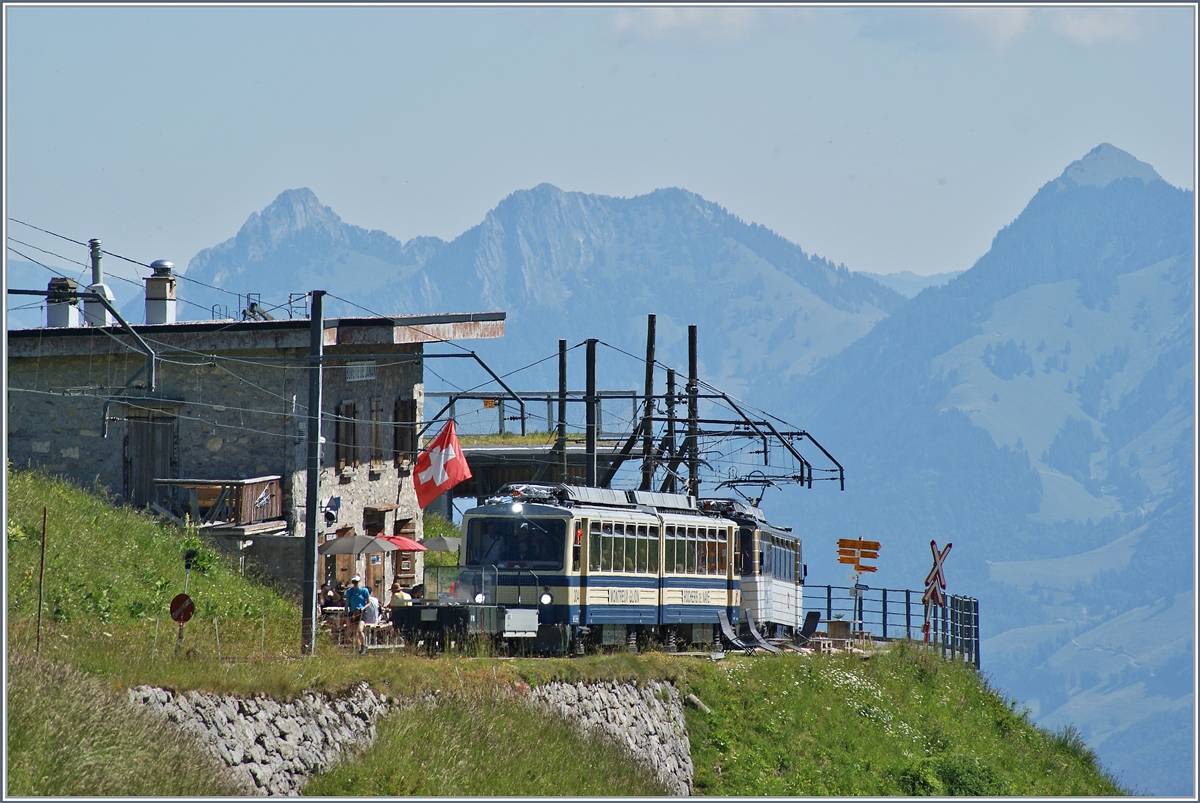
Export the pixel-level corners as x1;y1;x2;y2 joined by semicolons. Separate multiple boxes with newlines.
90;239;103;286
84;238;115;327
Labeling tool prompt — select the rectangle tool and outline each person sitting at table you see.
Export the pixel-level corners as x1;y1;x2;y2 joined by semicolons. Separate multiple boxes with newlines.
388;582;411;633
410;584;425;601
321;582;339;608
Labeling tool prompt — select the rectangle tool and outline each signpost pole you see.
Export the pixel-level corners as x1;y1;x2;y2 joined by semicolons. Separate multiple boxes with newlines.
302;290;326;656
36;507;46;655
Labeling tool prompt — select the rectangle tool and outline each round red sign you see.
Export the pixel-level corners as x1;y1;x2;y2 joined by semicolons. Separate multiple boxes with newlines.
169;593;195;623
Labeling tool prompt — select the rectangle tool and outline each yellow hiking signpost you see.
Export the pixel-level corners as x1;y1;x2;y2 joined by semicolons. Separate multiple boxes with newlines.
837;538;881;635
837;538;880;573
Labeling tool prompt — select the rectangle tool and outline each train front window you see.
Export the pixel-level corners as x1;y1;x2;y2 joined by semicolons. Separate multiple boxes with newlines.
464;517;566;570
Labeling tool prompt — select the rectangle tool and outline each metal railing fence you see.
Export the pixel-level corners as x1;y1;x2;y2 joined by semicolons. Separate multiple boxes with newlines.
801;584;980;669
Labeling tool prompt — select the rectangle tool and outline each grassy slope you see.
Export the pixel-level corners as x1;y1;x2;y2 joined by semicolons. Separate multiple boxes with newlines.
7;649;243;796
678;644;1124;796
303;688;668;796
6;470;1126;796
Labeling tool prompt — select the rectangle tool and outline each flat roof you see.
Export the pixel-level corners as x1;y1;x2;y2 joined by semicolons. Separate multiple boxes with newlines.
7;311;505;357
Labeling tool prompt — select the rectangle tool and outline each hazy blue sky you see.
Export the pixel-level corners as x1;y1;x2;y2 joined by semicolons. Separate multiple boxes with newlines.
4;5;1195;287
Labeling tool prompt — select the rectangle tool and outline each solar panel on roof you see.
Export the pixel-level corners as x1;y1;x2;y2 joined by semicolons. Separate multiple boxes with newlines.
561;485;634;507
628;490;696;510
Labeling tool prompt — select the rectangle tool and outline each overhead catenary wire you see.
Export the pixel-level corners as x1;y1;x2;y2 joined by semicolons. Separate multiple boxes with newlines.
594;338;805;433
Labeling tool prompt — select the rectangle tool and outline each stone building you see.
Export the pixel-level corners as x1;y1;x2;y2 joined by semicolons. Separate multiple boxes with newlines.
6;287;503;599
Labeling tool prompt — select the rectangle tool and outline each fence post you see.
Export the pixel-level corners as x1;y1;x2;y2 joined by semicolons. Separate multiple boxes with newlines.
956;597;963;659
881;589;888;640
973;598;981;670
905;589;911;639
152;618;160;661
826;586;832;622
940;602;948;658
965;597;973;665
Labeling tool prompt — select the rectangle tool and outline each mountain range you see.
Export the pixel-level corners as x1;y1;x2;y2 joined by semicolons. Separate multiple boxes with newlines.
8;143;1194;794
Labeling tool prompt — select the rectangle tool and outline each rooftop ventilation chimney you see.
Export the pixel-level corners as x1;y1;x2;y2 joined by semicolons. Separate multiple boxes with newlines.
145;260;177;324
46;277;80;328
83;238;115;327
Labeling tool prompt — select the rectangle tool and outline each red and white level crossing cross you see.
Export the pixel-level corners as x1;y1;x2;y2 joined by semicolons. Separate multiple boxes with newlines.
921;539;951;642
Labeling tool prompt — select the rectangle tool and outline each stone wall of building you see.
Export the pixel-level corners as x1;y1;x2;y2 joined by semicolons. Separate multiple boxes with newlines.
8;333;428;599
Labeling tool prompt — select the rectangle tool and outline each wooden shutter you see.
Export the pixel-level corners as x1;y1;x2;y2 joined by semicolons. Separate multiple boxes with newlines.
370;398;384;467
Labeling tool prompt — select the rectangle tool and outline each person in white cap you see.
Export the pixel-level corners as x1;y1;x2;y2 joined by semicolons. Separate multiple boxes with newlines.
344;575;370;654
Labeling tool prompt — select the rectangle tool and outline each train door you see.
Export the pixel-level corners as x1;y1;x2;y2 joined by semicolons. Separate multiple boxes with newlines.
580;517;593;626
724;525;737;626
656;518;666;627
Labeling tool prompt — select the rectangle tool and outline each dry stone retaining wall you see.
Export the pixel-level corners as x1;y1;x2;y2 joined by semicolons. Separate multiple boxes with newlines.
528;679;694;796
129;678;694;796
128;681;387;796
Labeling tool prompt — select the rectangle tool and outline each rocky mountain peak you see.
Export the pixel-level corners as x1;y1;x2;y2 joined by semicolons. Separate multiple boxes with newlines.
241;188;345;247
1059;143;1163;189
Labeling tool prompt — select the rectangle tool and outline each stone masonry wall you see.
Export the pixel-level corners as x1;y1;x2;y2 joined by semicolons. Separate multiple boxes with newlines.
128;678;695;796
128;681;388;796
528;680;694;796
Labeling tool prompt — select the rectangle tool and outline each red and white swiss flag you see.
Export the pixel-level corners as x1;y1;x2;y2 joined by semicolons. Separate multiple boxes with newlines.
413;420;472;508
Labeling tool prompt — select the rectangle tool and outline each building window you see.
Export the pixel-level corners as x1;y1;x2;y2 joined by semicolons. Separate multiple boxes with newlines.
337;400;358;469
370;398;384;467
394;397;416;464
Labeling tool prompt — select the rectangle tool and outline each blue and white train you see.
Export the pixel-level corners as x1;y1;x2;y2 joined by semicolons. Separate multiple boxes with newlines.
413;482;805;653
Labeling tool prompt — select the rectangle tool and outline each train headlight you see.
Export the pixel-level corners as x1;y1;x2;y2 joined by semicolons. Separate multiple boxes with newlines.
474;592;486;604
511;502;524;513
540;592;553;606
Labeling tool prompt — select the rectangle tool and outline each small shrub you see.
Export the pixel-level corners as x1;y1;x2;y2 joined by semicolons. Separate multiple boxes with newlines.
896;753;1008;796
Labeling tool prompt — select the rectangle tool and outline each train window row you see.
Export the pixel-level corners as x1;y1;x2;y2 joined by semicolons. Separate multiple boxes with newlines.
587;521;661;574
664;525;728;576
583;521;731;576
761;535;798;582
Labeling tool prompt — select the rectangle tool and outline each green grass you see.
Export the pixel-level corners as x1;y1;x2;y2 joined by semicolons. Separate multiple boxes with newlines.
421;511;460;567
674;642;1126;796
457;430;558;446
303;688;668;796
6;648;243;796
6;468;1128;796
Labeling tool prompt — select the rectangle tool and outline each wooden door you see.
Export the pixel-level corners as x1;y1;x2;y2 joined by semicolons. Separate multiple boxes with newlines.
125;411;177;508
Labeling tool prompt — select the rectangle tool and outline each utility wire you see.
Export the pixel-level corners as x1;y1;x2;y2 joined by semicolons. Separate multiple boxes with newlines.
595;337;804;432
8;217;244;299
7;241;219;318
